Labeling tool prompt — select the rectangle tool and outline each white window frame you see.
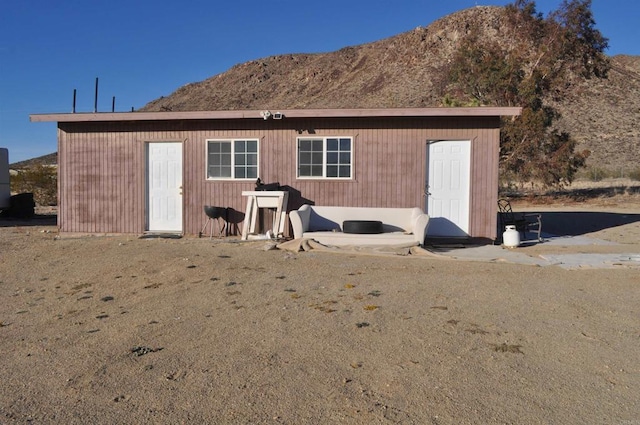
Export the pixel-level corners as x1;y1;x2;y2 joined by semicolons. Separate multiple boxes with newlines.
206;138;259;180
296;136;353;179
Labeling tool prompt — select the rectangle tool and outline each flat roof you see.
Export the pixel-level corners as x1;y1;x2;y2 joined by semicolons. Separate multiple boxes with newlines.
30;107;521;123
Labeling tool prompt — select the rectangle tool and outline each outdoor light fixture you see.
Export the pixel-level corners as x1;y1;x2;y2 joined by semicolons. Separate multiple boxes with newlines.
259;110;284;120
260;110;272;120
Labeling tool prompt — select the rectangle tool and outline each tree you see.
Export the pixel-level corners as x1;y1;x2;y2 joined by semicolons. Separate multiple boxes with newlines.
441;0;608;188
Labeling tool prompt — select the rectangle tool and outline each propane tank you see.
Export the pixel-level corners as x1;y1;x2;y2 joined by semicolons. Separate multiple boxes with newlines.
503;225;520;248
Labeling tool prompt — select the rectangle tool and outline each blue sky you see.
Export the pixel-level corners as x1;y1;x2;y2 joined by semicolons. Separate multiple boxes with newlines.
1;0;637;163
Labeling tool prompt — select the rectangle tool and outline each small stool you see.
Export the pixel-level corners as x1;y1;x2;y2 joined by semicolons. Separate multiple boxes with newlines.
199;206;228;239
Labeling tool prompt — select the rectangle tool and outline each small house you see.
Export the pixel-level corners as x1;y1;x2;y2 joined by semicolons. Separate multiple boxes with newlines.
30;107;521;242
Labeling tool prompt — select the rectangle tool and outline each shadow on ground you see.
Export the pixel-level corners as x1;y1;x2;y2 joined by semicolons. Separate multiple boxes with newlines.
2;211;639;241
0;214;57;228
538;211;640;237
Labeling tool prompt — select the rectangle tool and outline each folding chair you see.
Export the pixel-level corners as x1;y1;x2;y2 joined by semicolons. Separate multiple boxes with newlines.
497;199;543;242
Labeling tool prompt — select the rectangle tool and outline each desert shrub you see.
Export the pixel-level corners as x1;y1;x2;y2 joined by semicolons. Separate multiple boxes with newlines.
10;165;58;206
585;167;608;181
629;168;640;181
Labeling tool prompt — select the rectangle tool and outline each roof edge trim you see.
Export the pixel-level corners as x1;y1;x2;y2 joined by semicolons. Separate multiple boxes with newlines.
30;107;522;123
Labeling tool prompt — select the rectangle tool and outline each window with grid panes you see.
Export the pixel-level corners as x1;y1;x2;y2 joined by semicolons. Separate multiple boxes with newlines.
207;139;258;179
297;137;351;179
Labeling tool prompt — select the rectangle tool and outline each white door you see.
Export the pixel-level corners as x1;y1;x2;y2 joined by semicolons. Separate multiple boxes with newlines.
426;140;471;237
147;142;183;232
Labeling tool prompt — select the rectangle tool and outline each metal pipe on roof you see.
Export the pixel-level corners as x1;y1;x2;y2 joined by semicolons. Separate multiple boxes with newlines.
94;77;99;113
72;89;76;113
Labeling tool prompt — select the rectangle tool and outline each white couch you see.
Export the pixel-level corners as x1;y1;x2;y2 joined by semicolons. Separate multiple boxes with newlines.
289;205;430;246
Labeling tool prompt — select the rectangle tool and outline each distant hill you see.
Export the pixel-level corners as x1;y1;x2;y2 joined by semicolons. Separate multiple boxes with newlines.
10;152;57;170
140;6;640;174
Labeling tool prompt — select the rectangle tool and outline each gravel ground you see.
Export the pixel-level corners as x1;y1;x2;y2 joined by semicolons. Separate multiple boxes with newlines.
1;199;639;424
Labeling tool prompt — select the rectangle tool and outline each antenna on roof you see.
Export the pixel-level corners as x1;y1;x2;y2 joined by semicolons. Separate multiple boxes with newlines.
112;96;115;113
72;89;77;113
94;77;99;113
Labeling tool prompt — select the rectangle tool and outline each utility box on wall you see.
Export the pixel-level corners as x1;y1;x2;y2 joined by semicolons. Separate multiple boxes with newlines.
0;148;10;209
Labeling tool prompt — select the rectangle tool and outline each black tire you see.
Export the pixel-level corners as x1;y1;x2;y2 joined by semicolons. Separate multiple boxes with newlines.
343;220;383;234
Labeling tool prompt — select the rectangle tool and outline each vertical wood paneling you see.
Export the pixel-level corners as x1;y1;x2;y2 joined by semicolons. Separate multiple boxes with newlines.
57;128;65;231
58;115;502;239
463;118;500;239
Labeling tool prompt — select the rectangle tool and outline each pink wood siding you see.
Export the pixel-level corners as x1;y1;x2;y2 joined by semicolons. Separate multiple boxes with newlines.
58;123;145;234
57;116;501;240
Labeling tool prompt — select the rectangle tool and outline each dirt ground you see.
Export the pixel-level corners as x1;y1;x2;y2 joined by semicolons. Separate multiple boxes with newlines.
1;195;639;424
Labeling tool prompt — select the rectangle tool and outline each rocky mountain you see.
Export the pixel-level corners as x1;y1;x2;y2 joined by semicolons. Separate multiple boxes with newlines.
550;55;640;172
140;5;639;174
